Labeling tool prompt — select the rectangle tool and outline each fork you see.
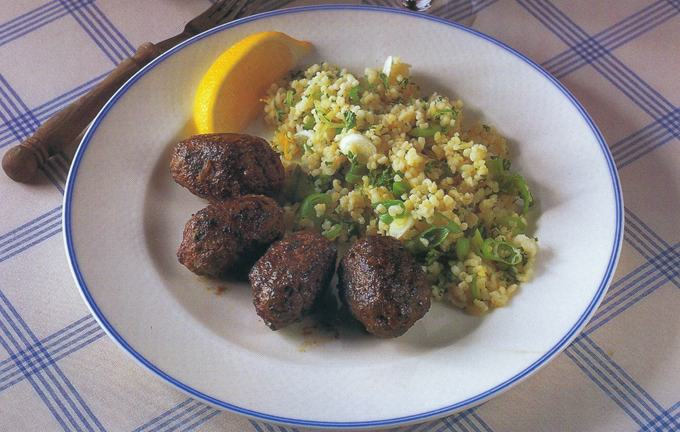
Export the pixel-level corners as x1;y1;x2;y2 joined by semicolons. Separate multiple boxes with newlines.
2;0;260;183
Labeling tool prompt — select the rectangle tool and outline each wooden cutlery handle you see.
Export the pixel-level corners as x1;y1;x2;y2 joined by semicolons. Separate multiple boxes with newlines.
2;42;163;183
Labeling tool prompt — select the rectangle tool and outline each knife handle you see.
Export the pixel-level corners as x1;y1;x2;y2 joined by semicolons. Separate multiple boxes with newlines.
2;42;163;183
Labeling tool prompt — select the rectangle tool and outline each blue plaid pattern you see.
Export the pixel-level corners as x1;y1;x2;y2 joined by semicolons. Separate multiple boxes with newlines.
1;0;678;430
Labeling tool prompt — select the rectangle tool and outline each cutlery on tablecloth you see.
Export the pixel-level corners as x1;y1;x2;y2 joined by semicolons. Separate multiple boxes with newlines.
2;0;259;183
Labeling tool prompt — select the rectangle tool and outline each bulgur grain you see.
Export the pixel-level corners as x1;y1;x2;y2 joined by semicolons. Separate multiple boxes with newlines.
262;57;538;314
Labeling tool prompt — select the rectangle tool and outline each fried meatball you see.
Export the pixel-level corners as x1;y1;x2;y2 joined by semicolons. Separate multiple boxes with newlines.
337;235;431;338
249;231;337;330
177;195;284;278
170;133;285;202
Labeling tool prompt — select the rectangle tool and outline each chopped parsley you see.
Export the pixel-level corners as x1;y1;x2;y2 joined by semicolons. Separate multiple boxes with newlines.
343;110;357;131
368;164;404;190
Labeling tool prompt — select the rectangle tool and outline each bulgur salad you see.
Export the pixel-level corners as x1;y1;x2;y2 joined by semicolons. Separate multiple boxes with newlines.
263;57;538;314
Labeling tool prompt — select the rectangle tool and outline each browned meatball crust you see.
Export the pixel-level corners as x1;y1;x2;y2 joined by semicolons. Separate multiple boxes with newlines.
337;235;431;338
177;195;284;278
249;231;338;330
170;133;285;202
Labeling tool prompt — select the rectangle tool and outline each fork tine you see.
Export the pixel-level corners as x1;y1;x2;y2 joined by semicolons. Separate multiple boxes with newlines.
242;1;262;17
181;0;241;36
210;0;249;25
203;0;239;20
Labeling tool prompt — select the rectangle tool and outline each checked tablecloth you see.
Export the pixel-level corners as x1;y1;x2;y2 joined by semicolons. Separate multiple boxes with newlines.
1;0;679;431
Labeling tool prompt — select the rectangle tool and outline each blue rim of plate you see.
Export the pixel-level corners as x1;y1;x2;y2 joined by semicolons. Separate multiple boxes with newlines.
63;5;625;428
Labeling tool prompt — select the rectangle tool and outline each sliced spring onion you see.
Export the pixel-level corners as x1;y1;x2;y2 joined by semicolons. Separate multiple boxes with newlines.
303;116;315;130
471;229;523;265
470;275;479;300
372;199;406;224
402;213;461;255
286;165;316;202
295;177;316;203
316;174;334;189
408;124;449;138
317;112;345;130
488;157;533;215
392;181;409;197
487;157;505;179
482;238;523;265
499;215;527;234
339;133;376;163
297;193;331;223
455;237;470;262
506;174;533;215
433;212;462;233
472;229;485;252
388;212;415;239
345;171;363;184
433;109;458;120
405;226;450;255
324;223;343;240
285;90;295;107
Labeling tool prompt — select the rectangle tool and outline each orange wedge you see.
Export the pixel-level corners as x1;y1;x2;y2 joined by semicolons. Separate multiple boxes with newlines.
194;31;313;134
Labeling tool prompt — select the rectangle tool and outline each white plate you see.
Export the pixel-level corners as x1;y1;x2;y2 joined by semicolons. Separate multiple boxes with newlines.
64;5;623;429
